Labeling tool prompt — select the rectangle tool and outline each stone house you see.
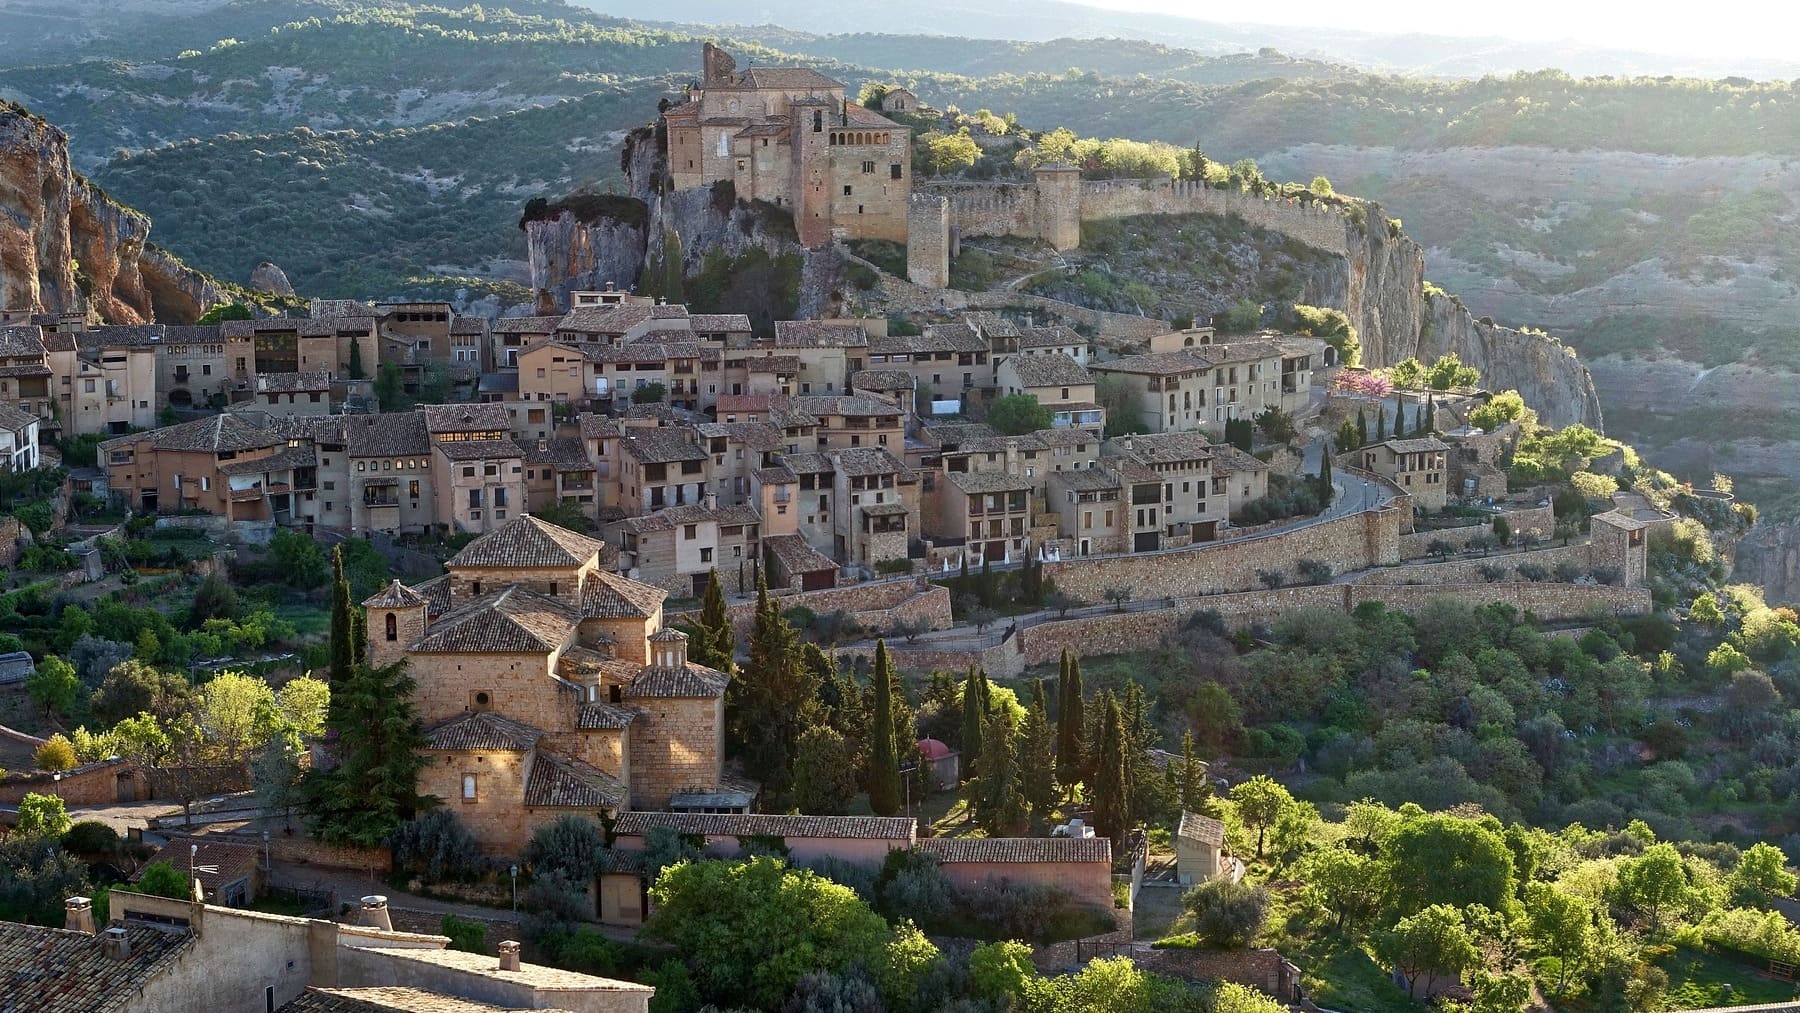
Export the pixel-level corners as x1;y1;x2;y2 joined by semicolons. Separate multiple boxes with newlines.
100;414;289;516
363;515;743;849
554;303;658;346
0;325;55;422
8;889;653;1013
1174;811;1228;885
763;320;872;394
816;447;918;568
321;411;436;536
516;338;597;405
375;301;459;364
994;351;1102;434
868;322;991;400
1213;445;1272;516
663;43;912;247
491;315;562;368
612;502;762;596
137;835;265;907
1092;337;1313;438
915;836;1114;912
791;392;905;452
237;370;333;417
450;315;489;371
0;403;40;472
43;325;159;434
724;352;801;398
522;436;599;516
1105;432;1228;545
850;367;916;408
1015;324;1090;366
426;405;527;534
696;420;786;506
878;87;920;115
765;532;841;591
938;469;1033;564
777;452;838;558
1089;347;1218;436
1361;437;1450;511
618;425;711;513
1048;466;1126;556
154;323;255;409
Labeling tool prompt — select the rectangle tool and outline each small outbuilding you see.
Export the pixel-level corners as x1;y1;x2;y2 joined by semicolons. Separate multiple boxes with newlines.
916;738;959;789
1175;810;1228;885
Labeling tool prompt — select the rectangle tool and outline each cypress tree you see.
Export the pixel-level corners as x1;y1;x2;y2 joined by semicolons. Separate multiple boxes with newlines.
734;571;814;798
1424;396;1436;434
329;545;354;682
960;665;984;781
691;569;735;672
974;707;1026;835
1317;449;1333;499
1021;680;1057;825
1355;408;1368;447
977;556;995;607
1376;408;1387;442
867;641;901;816
1092;692;1129;846
348;339;365;381
1394;392;1407;437
1058;653;1085;788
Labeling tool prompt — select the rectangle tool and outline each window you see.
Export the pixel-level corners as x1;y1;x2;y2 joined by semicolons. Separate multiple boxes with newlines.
462;466;475;478
890;163;903;179
472;580;482;595
84;379;95;393
461;774;477;802
549;582;558;596
861;160;875;173
202;364;212;376
493;488;508;508
385;613;397;641
468;489;482;509
843;185;853;196
700;547;713;562
813;110;823;132
683;524;698;540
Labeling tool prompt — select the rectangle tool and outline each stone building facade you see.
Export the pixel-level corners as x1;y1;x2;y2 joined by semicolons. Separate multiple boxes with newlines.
362;514;741;854
663;44;912;248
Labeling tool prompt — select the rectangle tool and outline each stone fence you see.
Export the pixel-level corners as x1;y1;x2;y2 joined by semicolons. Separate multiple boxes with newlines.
0;759;135;806
1354;542;1593;586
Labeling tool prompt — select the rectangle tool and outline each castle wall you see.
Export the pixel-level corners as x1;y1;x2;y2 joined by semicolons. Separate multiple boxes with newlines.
407;650;558;726
419;749;532;855
628;696;724;809
906;196;950;289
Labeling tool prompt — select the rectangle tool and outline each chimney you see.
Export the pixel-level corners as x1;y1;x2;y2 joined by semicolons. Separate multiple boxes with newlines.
101;925;131;961
497;939;522;972
65;896;95;934
359;895;393;932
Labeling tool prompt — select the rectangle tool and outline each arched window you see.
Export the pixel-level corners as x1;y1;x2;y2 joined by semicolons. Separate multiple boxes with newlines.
385;613;397;641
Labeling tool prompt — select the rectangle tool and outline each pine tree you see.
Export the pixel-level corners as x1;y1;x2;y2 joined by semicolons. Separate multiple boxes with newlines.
1356;408;1368;447
1092;692;1129;846
866;641;902;816
974;707;1026;836
1057;652;1085;789
329;545;354;682
690;569;735;672
960;665;984;781
1376;408;1387;442
303;659;427;846
1021;680;1058;825
732;573;817;799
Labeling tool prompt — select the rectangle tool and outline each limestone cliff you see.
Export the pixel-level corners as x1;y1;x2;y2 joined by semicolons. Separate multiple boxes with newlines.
1304;205;1603;430
1;104;224;323
1734;524;1800;607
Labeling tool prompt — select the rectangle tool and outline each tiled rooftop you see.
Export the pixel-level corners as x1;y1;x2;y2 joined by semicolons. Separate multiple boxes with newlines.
627;660;730;699
409;587;578;654
1005;351;1091;389
446;515;607;569
524;751;625;808
916;836;1112;864
579;570;668;619
364;579;430;609
100;413;282;455
1178;811;1226;846
423;711;545;752
282;986;574;1013
612;811;916;841
0;920;193;1011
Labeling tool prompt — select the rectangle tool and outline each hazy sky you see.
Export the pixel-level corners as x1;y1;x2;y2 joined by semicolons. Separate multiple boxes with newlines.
1079;0;1796;62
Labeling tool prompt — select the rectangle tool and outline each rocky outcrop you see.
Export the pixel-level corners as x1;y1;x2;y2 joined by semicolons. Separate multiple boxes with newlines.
249;261;295;297
1733;523;1800;607
2;103;224;324
1303;204;1603;430
524;209;648;306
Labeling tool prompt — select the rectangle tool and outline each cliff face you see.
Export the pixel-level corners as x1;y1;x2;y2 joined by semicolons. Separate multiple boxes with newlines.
525;211;647;305
1305;204;1604;430
1;105;223;323
1734;524;1800;608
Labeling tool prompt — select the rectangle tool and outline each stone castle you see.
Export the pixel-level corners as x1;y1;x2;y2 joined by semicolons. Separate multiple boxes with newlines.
657;43;1354;290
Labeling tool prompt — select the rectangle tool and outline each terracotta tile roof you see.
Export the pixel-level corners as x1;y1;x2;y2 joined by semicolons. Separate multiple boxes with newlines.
695;421;784;452
918;420;999;447
411;575;454;617
0;920;193;1010
772;320;868;348
627;660;729;699
618;503;761;533
577;414;620;440
580;570;668;619
830;446;907;477
962;311;1020;339
0;404;37;431
1052;466;1121;492
346;412;430;457
764;533;838;576
1033;428;1097;448
492;316;565;335
522;436;591;470
744;354;801;373
917;836;1112;864
451;317;488;336
753;465;796;486
1212;445;1271;474
557;304;653;335
851;369;915;391
524;751;625;808
282;986;569;1013
139;835;261;894
409;587;578;654
1178;811;1226;846
688;313;752;333
620;426;707;464
158;325;227;345
423;711;545;752
0;363;52;377
791;393;902;418
841;102;902;128
731;66;844;90
422;403;510;434
1377;437;1450;454
365;579;430;609
577;702;639;730
0;326;49;357
871;325;986;355
717;394;772;415
612;811;915;841
1111;432;1216;465
778;452;833;475
100;413;282;454
1004;352;1090;389
1202;339;1286;364
80;324;163;348
448;514;606;568
1018;325;1083;349
435;438;523;462
343;946;652;994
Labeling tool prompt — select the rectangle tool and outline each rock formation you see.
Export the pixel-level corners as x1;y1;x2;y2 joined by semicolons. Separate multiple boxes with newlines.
1;103;224;324
1304;207;1603;430
249;261;295;297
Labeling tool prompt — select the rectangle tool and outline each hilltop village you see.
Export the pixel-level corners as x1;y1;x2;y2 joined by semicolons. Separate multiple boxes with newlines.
0;41;1787;1013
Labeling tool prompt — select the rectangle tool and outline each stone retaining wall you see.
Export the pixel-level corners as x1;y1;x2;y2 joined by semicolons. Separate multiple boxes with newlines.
1355;542;1592;585
1399;504;1554;559
0;758;134;806
673;579;956;642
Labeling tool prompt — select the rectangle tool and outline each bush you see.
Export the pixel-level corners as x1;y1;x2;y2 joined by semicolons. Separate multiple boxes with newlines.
1182;878;1271;948
62;820;120;857
440;914;488;954
1515;562;1549;582
389;809;482;884
521;814;608;883
1297;559;1334;585
33;736;77;772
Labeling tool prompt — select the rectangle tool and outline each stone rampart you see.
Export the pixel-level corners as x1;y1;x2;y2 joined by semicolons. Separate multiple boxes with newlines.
920;178;1351;257
1355;542;1592;585
1042;506;1406;603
